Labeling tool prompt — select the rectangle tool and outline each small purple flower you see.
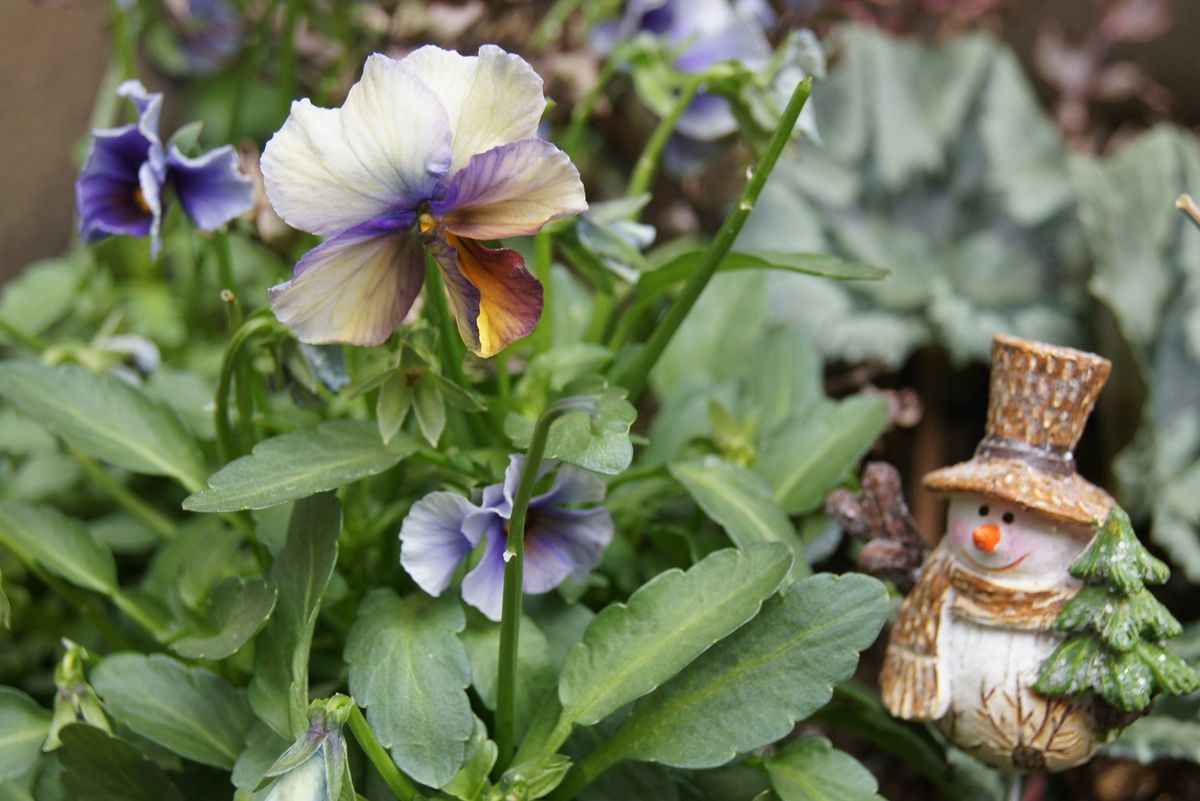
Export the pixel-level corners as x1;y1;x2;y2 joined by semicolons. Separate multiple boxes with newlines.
75;80;253;257
596;0;773;141
400;456;614;620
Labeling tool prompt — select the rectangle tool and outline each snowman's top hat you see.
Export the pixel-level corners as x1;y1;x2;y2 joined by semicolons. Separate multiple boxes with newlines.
923;333;1115;526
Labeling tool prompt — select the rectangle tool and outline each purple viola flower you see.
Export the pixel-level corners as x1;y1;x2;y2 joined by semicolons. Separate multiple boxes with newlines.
400;455;614;620
595;0;773;141
75;80;253;257
166;0;244;75
261;46;587;357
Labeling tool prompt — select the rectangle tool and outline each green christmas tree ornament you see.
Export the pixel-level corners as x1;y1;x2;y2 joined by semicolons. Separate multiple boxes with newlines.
1036;506;1200;715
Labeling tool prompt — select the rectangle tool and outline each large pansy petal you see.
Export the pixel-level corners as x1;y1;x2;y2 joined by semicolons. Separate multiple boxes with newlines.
403;45;545;173
431;139;587;240
523;506;614;593
461;526;508;621
167;144;254;230
426;232;543;358
261;59;452;236
269;219;424;346
399;491;479;596
76;126;158;243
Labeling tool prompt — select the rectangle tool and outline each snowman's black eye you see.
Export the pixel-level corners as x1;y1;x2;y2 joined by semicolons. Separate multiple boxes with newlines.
1002;512;1015;524
978;505;989;516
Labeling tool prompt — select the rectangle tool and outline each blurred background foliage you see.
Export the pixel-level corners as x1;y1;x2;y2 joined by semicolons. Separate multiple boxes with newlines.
4;0;1200;799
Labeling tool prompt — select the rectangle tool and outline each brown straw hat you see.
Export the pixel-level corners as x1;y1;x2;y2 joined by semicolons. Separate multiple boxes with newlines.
923;334;1116;526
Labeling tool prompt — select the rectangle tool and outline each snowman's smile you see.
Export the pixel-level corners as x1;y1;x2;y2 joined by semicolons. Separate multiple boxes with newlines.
963;549;1032;573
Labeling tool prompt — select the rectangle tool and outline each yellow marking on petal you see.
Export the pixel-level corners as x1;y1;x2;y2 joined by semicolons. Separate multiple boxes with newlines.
445;233;542;358
133;188;151;213
418;212;436;233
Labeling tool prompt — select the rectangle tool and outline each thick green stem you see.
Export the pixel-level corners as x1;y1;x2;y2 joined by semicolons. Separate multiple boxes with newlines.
347;706;422;801
549;734;627;801
70;449;176;541
611;77;812;398
625;72;707;201
423;255;488;447
533;231;554;352
109;0;137;83
496;397;600;770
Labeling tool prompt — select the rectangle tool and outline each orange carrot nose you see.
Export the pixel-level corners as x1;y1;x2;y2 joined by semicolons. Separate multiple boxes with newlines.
972;524;1001;552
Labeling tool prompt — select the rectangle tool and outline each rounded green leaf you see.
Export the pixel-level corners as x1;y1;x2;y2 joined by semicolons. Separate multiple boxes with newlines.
0;688;50;782
767;737;884;801
92;654;254;769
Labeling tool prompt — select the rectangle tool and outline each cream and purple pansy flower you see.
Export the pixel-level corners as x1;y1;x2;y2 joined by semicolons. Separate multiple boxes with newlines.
75;80;254;257
261;46;588;358
400;455;613;620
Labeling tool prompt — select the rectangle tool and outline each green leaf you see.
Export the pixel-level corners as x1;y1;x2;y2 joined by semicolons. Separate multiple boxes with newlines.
558;544;791;731
346;590;473;788
171;576;278;660
748;325;824;436
0;251;87;343
250;493;340;738
0;688;49;782
669;458;805;578
0;363;206;491
376;372;414;445
0;502;117;595
757;396;889;515
766;736;884;801
57;725;184;801
637;249;887;302
608;573;888;768
183;420;417;512
442;718;498;801
545;390;637;476
413;373;446;446
92;653;254;769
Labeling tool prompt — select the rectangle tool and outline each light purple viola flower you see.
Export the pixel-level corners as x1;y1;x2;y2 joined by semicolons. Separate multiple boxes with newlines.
261;46;588;358
595;0;773;141
165;0;244;75
75;80;253;257
399;455;613;621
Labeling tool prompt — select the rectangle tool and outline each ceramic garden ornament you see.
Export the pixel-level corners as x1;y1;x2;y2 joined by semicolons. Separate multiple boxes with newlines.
830;334;1199;773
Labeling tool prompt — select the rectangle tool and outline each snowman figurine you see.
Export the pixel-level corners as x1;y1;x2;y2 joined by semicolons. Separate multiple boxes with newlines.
856;334;1117;771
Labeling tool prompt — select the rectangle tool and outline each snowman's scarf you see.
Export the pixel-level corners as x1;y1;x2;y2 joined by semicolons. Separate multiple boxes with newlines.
949;562;1074;630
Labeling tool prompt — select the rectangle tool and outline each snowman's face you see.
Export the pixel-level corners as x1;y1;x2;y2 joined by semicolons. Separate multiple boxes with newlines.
945;493;1092;580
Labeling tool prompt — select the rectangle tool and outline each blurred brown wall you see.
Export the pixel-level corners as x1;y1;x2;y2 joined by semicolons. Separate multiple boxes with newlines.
0;1;109;280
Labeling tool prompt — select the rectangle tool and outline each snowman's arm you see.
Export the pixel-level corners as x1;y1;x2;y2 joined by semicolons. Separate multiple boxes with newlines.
880;550;953;720
826;461;928;590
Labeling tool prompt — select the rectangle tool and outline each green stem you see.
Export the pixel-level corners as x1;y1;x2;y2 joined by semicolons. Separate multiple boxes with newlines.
496;397;600;770
562;56;620;157
531;0;586;51
0;316;47;352
611;77;812;399
533;231;554;352
70;449;176;541
347;706;422;801
109;0;137;83
279;0;301;119
549;733;627;801
625;72;707;201
214;232;257;452
582;291;615;345
424;255;489;447
216;315;276;464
